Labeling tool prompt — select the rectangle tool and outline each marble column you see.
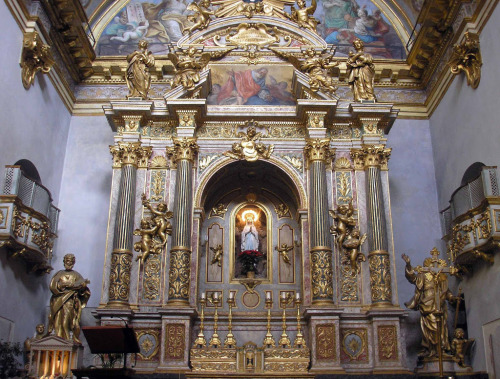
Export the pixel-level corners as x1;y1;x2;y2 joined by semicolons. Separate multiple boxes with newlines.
351;145;393;306
304;138;335;305
167;137;199;306
107;142;152;308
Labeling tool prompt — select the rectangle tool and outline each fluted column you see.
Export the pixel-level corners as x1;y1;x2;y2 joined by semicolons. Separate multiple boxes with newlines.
167;137;199;306
108;142;152;308
351;145;393;306
304;139;335;305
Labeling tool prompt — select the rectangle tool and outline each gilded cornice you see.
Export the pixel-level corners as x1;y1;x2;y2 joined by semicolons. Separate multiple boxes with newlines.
304;138;334;163
350;145;392;170
109;142;153;168
168;137;199;163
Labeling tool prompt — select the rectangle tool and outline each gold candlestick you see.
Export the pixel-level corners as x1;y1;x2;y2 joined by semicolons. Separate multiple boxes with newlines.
278;293;291;348
293;295;305;348
209;294;222;348
263;295;276;347
194;295;207;347
224;294;237;348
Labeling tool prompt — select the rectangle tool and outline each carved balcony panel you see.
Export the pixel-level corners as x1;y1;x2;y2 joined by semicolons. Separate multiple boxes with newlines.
441;166;500;267
0;166;60;273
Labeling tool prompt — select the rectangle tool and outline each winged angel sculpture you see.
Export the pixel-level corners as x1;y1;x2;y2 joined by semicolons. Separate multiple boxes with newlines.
270;46;338;96
168;46;234;91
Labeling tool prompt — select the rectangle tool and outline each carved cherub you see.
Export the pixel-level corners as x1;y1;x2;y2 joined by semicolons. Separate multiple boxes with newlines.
286;0;319;33
275;243;293;265
134;218;159;263
224;126;274;161
270;46;338;95
184;0;215;34
168;46;234;91
342;227;367;273
142;194;173;246
210;244;223;267
329;201;356;250
451;328;474;367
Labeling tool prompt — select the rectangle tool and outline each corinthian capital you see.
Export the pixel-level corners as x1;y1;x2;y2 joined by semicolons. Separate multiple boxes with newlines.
304;138;334;163
168;137;199;163
109;142;153;168
350;145;391;170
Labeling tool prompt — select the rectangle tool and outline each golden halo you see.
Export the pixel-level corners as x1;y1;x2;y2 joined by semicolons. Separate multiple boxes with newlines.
241;209;258;222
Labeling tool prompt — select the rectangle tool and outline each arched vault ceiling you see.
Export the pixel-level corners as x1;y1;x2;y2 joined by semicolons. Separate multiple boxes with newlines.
84;0;418;59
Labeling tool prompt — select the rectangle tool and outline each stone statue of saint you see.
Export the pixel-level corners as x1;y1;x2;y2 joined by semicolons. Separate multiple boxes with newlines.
47;254;90;344
241;213;259;251
126;40;155;99
346;38;376;102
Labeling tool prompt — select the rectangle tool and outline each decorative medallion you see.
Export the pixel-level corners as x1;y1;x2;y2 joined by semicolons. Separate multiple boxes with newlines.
242;290;260;308
341;329;367;362
136;329;160;360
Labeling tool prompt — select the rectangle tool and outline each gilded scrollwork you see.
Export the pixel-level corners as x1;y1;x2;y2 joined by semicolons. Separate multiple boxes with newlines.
281;155;303;172
168;248;191;302
310;248;334;301
108;251;133;303
142;253;161;301
199;154;220;171
368;251;392;303
336;171;352;203
165;324;185;360
378;325;397;361
340;262;358;302
448;31;482;89
21;31;54;90
224;125;274;162
270;46;337;95
149;170;166;201
316;324;336;360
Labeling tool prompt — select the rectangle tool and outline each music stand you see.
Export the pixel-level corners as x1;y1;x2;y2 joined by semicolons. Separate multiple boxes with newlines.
82;326;140;369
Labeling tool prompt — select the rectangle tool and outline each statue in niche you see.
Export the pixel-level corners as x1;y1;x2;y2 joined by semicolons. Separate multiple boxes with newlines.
235;207;267;278
346;38;376;102
402;249;461;360
126;40;155;99
210;244;223;267
47;254;90;343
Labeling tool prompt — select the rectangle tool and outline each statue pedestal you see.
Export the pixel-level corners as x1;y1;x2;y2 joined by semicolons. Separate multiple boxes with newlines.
416;356;473;376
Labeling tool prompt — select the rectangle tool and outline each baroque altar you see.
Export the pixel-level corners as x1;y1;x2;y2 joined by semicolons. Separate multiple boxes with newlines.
94;0;408;375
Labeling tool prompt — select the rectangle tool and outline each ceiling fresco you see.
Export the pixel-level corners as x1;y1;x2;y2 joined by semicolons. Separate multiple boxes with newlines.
89;0;414;59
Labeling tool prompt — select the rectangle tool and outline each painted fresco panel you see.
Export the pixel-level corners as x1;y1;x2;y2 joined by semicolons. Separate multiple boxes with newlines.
95;0;406;59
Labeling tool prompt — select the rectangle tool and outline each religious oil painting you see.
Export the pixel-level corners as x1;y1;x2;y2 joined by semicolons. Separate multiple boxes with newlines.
96;0;195;56
208;64;295;106
233;205;269;280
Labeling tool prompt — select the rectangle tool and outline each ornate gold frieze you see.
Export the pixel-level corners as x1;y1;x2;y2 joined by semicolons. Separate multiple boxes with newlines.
270;46;337;96
368;250;392;304
378;325;398;361
350;145;392;170
316;324;336;360
167;137;199;163
280;155;303;172
20;31;54;90
310;247;334;302
304;138;333;163
448;32;482;89
213;0;293;20
108;250;133;304
224;125;274;162
167;247;191;302
340;263;359;302
165;324;185;360
109;142;153;169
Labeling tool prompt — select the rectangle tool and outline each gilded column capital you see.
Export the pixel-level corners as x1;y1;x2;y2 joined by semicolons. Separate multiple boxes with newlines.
109;142;153;168
168;137;199;163
350;145;391;170
304;138;334;163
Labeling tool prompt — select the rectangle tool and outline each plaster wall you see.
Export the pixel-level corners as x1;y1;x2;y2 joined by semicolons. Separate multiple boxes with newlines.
387;118;443;368
0;0;71;343
429;3;500;373
55;116;114;308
